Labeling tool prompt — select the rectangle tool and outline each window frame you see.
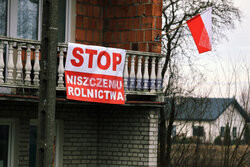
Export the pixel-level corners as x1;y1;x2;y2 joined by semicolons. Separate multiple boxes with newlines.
65;0;72;42
171;125;176;137
29;119;63;167
220;126;225;137
232;127;237;139
5;0;42;40
5;0;71;42
0;119;15;167
193;126;204;137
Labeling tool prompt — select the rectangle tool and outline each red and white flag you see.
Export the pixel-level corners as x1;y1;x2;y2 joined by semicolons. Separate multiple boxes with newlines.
187;7;212;54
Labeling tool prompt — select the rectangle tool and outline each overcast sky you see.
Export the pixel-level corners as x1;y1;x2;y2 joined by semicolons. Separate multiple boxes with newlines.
191;0;250;98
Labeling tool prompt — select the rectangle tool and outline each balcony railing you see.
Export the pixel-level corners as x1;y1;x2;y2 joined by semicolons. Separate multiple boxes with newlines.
0;36;164;97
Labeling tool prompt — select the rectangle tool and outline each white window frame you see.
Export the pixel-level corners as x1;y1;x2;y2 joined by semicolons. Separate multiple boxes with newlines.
65;0;72;42
30;119;63;167
5;0;72;42
0;119;16;167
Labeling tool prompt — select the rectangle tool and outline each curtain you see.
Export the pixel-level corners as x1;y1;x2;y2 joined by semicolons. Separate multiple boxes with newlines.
17;0;39;40
0;0;7;36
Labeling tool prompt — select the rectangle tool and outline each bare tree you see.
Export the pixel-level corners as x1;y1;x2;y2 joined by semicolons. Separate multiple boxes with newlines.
240;90;250;116
159;0;242;166
239;65;250;116
161;0;241;79
167;60;250;167
163;96;249;167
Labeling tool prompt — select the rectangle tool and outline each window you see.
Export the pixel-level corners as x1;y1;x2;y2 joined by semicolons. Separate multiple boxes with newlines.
29;120;63;167
1;0;70;42
0;125;9;167
0;0;7;36
29;125;37;167
0;120;15;167
0;0;41;40
58;0;66;42
193;126;204;137
172;125;176;136
17;0;39;40
232;127;237;139
220;127;225;137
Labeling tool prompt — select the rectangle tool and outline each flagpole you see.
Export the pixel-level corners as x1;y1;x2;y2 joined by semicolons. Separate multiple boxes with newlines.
156;7;212;41
164;7;211;35
155;21;187;41
165;21;187;35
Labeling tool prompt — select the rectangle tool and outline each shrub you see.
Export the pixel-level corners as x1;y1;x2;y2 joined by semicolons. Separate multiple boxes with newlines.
214;136;222;145
173;136;202;144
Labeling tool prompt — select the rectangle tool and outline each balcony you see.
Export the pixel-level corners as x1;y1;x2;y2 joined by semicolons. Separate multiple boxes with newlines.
0;36;164;101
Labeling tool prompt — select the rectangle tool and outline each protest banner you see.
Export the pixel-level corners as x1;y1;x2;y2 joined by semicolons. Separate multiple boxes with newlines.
65;43;126;104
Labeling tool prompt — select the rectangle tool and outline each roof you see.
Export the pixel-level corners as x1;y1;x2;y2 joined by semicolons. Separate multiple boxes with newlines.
165;97;250;122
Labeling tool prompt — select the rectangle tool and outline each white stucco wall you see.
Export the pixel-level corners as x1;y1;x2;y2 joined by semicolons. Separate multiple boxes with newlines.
210;105;246;141
172;104;246;142
172;120;212;142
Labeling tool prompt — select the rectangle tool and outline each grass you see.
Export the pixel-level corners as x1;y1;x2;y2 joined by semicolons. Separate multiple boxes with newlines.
169;144;250;167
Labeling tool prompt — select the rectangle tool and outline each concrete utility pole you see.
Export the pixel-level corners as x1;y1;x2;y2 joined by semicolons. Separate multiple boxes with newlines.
36;0;58;166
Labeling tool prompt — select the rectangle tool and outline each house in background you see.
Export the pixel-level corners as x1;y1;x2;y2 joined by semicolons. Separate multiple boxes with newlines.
0;0;164;167
166;98;250;143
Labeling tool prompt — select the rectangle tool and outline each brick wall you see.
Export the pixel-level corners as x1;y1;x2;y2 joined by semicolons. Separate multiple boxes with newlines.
96;108;152;166
18;118;30;167
76;0;103;45
59;104;160;167
75;0;162;53
148;111;158;166
59;105;99;166
0;100;160;167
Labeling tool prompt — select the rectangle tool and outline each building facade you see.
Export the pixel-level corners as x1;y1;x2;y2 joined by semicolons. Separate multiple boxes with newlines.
0;0;163;167
168;98;249;143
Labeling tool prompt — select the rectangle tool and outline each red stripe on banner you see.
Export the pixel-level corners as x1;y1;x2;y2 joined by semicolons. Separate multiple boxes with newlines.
187;14;211;54
65;71;125;104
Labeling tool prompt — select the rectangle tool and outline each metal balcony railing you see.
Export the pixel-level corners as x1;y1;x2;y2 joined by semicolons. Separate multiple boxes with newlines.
0;36;164;97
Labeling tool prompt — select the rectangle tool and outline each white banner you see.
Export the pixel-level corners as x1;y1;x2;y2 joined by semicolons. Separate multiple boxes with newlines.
65;43;126;104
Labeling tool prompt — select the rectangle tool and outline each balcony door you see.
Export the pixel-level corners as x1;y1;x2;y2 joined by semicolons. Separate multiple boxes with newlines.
0;0;68;42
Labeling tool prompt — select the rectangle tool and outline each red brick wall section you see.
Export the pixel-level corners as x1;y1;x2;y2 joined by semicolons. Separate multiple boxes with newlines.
76;0;103;45
75;0;162;53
